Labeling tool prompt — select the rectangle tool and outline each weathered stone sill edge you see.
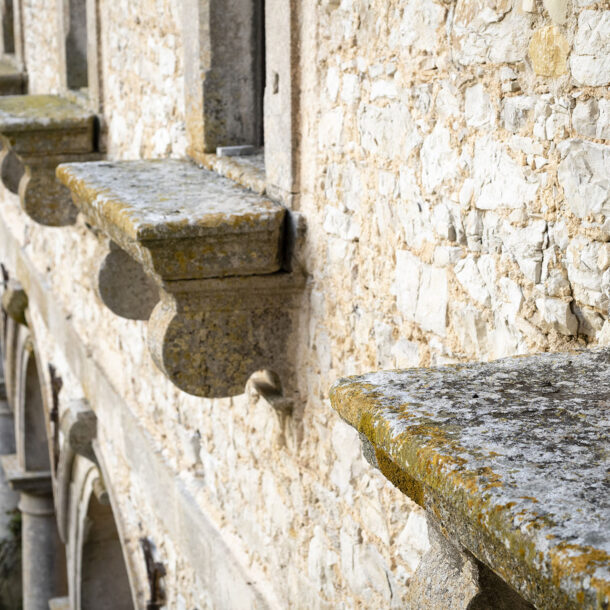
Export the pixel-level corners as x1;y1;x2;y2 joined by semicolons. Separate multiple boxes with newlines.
330;370;609;610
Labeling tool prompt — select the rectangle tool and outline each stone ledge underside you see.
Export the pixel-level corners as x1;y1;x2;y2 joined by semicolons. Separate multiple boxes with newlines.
330;352;610;609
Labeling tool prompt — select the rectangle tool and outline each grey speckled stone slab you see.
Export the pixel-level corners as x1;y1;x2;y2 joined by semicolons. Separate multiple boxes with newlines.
330;349;610;609
0;95;93;131
57;159;285;280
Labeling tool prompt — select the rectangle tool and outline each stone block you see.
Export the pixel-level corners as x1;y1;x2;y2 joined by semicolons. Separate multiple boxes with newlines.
528;25;570;77
570;11;610;87
330;349;610;609
0;95;101;226
57;159;304;398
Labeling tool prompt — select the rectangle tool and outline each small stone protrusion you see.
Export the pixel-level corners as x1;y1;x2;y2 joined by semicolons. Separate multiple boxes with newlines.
1;280;27;326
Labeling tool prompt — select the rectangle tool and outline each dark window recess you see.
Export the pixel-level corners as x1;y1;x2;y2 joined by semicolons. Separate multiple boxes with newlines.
65;0;88;90
253;0;265;147
2;0;15;54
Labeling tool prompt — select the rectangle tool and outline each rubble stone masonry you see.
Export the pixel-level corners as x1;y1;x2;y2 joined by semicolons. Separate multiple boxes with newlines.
0;0;608;607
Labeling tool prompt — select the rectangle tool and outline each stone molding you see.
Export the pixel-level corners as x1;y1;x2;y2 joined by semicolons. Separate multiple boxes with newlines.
0;94;101;226
0;452;51;494
330;351;610;609
57;159;305;398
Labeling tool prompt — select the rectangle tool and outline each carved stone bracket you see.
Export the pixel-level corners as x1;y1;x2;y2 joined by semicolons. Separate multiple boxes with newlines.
0;95;102;226
1;278;27;325
57;159;305;398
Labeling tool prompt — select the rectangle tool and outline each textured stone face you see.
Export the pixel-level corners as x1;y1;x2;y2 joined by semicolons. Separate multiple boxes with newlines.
528;26;570;77
330;349;610;609
57;159;285;280
1;0;610;606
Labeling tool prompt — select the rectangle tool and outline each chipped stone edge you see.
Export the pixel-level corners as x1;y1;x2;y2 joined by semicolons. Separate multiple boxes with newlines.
329;366;608;610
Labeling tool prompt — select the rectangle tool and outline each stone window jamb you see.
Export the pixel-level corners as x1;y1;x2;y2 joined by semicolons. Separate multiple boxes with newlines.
182;0;300;207
57;0;103;112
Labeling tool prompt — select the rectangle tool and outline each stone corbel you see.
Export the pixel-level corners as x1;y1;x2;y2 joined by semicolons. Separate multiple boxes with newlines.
57;159;305;398
1;278;27;325
0;95;102;226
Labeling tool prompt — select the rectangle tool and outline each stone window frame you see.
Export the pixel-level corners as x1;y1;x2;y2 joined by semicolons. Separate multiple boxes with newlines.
1;0;24;68
57;0;103;111
182;0;300;206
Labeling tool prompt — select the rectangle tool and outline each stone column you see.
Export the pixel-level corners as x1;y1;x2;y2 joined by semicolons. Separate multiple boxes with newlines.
19;491;62;610
0;455;63;610
0;388;20;608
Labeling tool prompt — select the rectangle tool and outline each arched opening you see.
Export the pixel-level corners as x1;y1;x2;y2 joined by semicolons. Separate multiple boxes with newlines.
75;474;132;610
80;492;132;609
21;347;50;472
65;0;88;91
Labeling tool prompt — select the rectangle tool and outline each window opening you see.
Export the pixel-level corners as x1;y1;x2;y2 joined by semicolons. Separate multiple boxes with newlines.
65;0;88;91
1;0;14;55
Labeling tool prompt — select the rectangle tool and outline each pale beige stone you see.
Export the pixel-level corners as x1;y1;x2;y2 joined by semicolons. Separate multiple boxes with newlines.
528;25;570;77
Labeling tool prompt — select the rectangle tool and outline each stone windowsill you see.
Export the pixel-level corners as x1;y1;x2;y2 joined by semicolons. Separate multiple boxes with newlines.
188;148;266;195
0;94;101;225
56;159;304;398
56;159;284;281
0;57;25;95
330;350;610;609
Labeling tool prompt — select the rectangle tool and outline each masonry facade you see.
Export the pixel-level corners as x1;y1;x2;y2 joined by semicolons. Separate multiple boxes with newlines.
0;0;607;608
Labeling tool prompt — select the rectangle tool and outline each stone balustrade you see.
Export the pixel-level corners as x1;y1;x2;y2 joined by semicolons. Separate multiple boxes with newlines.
57;159;305;398
330;350;610;609
0;95;101;226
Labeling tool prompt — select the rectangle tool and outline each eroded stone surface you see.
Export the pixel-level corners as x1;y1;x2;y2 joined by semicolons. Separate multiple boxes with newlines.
0;95;100;226
0;95;93;143
330;350;610;609
57;159;285;280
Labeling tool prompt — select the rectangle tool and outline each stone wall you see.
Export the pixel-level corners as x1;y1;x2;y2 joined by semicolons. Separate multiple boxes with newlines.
1;0;608;607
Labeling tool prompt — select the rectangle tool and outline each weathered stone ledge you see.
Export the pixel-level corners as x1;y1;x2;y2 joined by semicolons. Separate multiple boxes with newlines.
56;159;304;398
330;351;610;609
0;59;26;95
0;208;277;607
189;148;266;195
0;95;101;226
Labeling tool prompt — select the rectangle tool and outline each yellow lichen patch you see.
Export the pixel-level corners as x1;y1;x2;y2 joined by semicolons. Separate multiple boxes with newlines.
529;25;570;77
375;448;425;506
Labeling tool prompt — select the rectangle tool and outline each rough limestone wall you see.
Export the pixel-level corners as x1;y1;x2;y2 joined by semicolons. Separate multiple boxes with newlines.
302;0;610;386
0;191;431;607
100;0;187;158
7;0;610;608
20;0;62;93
